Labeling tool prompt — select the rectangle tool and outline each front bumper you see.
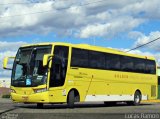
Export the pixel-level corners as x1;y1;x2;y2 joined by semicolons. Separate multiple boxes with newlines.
11;92;49;103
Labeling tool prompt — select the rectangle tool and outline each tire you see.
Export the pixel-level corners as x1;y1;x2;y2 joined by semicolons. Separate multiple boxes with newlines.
127;91;141;106
67;90;75;108
37;103;44;108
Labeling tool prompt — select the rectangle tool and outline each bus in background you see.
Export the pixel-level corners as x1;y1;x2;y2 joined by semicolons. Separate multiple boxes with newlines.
3;42;158;108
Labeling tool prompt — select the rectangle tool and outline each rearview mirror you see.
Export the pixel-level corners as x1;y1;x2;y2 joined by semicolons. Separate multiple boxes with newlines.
3;57;15;70
43;54;54;67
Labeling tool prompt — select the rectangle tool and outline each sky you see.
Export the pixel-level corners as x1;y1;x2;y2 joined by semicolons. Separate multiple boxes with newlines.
0;0;160;81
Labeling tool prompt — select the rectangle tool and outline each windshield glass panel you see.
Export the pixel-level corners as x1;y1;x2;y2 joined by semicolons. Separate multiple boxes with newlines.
12;46;52;87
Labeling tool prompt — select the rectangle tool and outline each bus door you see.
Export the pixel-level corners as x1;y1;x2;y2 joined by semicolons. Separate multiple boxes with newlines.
49;46;69;102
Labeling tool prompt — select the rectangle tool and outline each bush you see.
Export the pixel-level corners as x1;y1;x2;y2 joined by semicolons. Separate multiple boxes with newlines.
2;94;11;98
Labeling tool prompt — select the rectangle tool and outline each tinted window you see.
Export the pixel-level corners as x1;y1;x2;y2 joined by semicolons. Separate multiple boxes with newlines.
71;48;156;74
106;54;120;70
146;60;156;74
121;56;134;72
89;51;105;69
71;48;88;67
134;59;145;73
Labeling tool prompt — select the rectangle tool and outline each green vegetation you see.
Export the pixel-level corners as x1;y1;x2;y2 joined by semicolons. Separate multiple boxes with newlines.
1;94;11;98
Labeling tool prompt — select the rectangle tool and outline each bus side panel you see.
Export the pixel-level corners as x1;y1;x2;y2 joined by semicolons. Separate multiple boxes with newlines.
67;68;157;102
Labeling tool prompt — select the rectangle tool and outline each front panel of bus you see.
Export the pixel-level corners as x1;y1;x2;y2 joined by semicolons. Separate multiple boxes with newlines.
10;44;71;103
10;45;52;103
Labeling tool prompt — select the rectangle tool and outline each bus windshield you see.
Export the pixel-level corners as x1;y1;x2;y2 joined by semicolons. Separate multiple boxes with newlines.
11;46;52;87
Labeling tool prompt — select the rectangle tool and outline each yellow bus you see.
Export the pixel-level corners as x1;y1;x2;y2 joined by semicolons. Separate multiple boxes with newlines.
3;42;158;108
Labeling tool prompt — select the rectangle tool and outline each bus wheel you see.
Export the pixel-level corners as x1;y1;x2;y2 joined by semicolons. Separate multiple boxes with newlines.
37;103;44;108
67;90;75;108
127;91;141;106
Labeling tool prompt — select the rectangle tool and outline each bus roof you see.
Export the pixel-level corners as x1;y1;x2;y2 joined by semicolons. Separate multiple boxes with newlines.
21;42;155;61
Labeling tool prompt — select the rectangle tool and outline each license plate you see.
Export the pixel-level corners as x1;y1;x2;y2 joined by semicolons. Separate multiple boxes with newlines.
22;96;29;101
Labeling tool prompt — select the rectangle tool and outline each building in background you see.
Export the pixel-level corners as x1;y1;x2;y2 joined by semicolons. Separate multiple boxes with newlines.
0;80;10;88
0;80;10;96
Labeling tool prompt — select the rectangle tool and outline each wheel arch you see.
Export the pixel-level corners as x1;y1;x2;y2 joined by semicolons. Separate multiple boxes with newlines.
67;88;80;102
134;89;142;101
135;89;142;96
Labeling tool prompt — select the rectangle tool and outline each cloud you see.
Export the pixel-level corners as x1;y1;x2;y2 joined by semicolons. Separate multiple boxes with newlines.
119;0;160;19
79;16;144;38
0;41;27;78
0;41;27;51
134;31;160;51
0;0;159;38
128;31;144;40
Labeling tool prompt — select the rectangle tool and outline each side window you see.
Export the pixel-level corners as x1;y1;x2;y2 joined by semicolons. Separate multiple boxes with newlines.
134;59;145;73
50;46;69;87
106;54;120;70
146;60;156;74
89;51;105;69
121;56;134;72
71;48;88;68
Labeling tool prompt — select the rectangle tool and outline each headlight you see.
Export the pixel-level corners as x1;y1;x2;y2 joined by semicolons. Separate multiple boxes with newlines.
34;88;47;93
10;89;16;93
